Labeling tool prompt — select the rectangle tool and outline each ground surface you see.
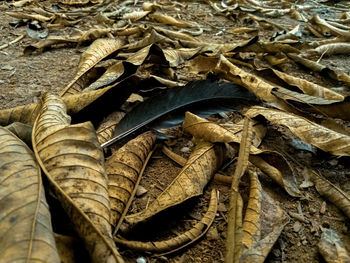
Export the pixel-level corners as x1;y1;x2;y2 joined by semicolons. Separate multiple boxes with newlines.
1;0;350;262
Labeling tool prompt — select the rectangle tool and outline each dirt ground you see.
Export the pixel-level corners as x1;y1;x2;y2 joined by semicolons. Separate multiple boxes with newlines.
1;0;350;262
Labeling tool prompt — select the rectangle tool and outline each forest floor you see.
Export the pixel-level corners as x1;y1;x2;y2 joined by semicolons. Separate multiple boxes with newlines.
1;0;350;262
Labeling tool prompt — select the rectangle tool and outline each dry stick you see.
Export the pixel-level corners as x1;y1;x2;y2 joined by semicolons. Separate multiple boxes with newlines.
0;34;25;50
225;118;253;263
113;145;157;235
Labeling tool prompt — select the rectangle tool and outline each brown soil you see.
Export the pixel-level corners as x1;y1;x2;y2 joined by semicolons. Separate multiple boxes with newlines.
1;0;350;263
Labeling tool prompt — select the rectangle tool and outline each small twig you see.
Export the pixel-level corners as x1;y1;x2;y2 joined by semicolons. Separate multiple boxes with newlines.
0;34;25;50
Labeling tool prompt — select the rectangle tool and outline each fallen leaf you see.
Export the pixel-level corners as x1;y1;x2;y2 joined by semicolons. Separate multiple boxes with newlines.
97;111;126;145
149;12;194;28
61;38;123;96
245;106;350;156
32;93;124;263
0;127;60;262
105;131;156;232
122;10;150;21
115;189;218;255
123;141;226;230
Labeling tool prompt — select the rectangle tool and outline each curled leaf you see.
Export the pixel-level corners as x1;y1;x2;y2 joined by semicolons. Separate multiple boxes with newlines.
149;12;194;28
106;131;156;231
61;38;123;96
124;141;226;229
115;189;218;255
32;93;124;263
0;127;60;262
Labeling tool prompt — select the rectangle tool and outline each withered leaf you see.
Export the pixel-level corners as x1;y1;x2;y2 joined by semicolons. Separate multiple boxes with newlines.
318;229;350;263
149;12;194;28
115;189;218;255
310;171;350;219
245;106;350;156
123;29;173;51
182;111;262;154
123;141;226;229
162;47;202;67
0;127;60;262
32;93;124;263
6;11;52;22
239;170;289;263
5;122;32;146
61;38;123;96
269;68;344;101
54;234;89;263
122;10;150;21
106;131;156;232
24;36;80;56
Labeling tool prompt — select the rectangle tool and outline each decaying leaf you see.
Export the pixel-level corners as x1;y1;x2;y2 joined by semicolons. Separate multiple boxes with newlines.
124;29;172;51
105;131;156;232
153;26;197;42
115;189;218;255
32;93;124;263
310;170;350;219
6;11;52;22
24;36;80;55
313;42;350;56
318;228;350;263
162;47;202;67
182;111;262;154
61;38;123;96
0;127;60;262
97;111;126;145
123;141;226;230
104;79;257;147
245;106;350;156
225;118;253;263
249;153;301;197
239;170;289;263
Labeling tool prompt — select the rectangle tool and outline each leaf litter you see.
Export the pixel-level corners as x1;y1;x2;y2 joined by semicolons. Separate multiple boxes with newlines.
1;0;350;262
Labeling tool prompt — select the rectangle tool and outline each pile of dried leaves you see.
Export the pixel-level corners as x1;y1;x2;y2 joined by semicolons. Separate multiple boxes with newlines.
1;0;350;262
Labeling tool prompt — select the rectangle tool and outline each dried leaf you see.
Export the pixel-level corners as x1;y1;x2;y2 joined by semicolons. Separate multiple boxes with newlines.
149;12;194;28
84;61;135;92
249;153;301;197
287;53;350;86
97;111;126;145
269;68;344;101
182;111;262;154
32;93;124;263
181;112;301;197
61;38;123;96
154;26;197;42
103;79;257;147
0;127;60;262
124;29;172;51
226;118;253;263
122;10;150;21
245;106;350;156
239;170;289;263
106;131;156;231
318;229;350;263
163;47;202;67
23;36;80;56
123;141;226;229
310;171;350;219
60;0;89;5
313;43;350;56
115;189;218;255
6;11;52;22
214;55;278;103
